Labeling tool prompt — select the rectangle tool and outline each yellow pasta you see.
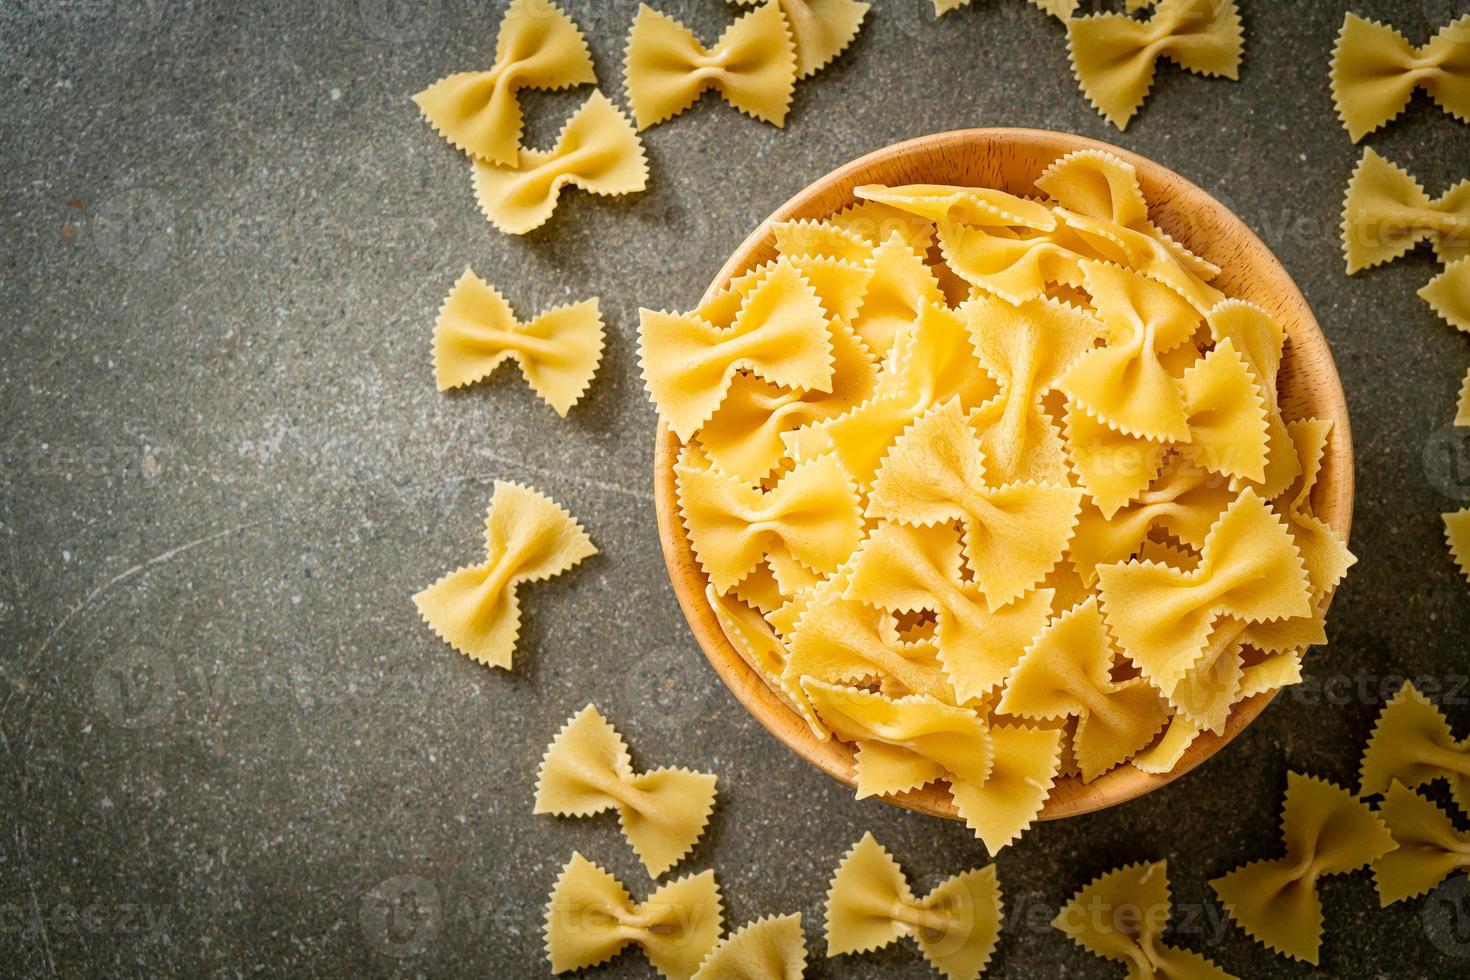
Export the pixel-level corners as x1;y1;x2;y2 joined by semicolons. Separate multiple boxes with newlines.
828;199;935;251
824;832;1002;980
848;234;946;355
1341;146;1470;274
998;597;1168;782
1131;713;1200;774
935;1;1078;18
1055;861;1237;979
1372;781;1470;907
432;269;603;415
856;182;1057;231
471;91;648;234
1205;299;1298;498
693;913;807;980
729;0;868;78
624;2;798;130
949;722;1063;852
545;852;723;979
1209;772;1396;965
1420;255;1470;333
1066;0;1244;130
641;257;836;442
1274;419;1356;598
413;481;595;669
1330;12;1470;142
413;0;595;166
1096;488;1313;693
1451;508;1470;582
534;704;718;878
1361;680;1470;811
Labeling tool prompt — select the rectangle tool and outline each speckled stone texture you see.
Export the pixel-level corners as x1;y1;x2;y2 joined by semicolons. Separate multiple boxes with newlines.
1;0;1467;976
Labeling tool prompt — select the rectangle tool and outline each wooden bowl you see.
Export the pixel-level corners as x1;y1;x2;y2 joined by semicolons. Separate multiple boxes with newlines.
652;128;1354;821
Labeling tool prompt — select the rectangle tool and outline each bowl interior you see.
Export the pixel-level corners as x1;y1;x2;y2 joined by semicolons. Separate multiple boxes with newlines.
653;128;1353;821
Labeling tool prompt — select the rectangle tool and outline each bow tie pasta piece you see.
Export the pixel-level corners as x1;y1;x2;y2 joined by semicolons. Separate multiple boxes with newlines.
998;597;1168;782
707;585;811;721
772;218;874;263
1068;454;1234;583
1063;404;1169;518
1131;713;1201;775
471;91;648;234
1054;861;1238;980
828;199;935;252
1205;300;1299;498
1341;147;1470;273
534;704;718;878
848;234;946;356
413;0;596;166
937;221;1092;306
1361;681;1470;811
949;723;1064;853
1272;419;1355;599
693;913;807;980
1036;149;1218;281
1096;488;1312;694
1057;262;1203;442
676;448;863;594
1372;782;1470;907
413;481;596;669
1209;772;1396;965
789;301;999;487
432;269;603;415
1450;508;1470;582
729;0;868;79
799;680;995;797
785;567;955;720
963;293;1103;484
1053;207;1223;312
1331;12;1470;142
641;257;836;442
1066;0;1244;131
1174;337;1270;485
1420;256;1470;332
868;398;1084;607
855;183;1057;232
545;853;723;979
824;833;1002;980
846;521;1055;700
625;2;798;130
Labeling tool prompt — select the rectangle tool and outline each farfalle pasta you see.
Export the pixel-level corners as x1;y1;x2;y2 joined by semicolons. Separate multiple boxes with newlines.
1341;147;1470;274
413;0;595;166
1450;508;1470;582
1372;781;1470;907
544;852;723;979
1330;12;1470;142
534;704;717;878
413;481;595;669
642;147;1349;849
624;2;798;130
693;913;807;980
1360;681;1470;811
1054;860;1237;979
730;0;868;79
1065;0;1244;130
1209;772;1396;964
1421;256;1470;333
825;832;1002;980
432;269;603;415
472;91;648;234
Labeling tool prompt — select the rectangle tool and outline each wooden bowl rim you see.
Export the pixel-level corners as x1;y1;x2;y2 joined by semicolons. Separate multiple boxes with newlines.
652;127;1354;821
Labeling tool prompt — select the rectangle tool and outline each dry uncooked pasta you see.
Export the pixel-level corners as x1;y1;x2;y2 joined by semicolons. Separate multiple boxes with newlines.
824;832;1002;980
1330;12;1470;142
472;91;648;234
534;704;718;878
639;148;1346;852
1450;508;1470;582
692;913;807;980
624;2;798;130
413;481;595;669
433;269;604;415
544;852;723;979
1209;772;1396;965
729;0;868;79
1372;781;1470;907
1362;680;1470;810
1065;0;1244;130
1421;256;1470;333
935;1;1078;20
1054;860;1236;979
1341;147;1470;274
413;0;595;166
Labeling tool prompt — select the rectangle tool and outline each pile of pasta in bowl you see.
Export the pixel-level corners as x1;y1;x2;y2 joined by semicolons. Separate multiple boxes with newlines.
639;148;1354;854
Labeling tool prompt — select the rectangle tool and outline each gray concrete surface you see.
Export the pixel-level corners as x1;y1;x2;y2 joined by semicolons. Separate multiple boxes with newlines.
2;0;1468;976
